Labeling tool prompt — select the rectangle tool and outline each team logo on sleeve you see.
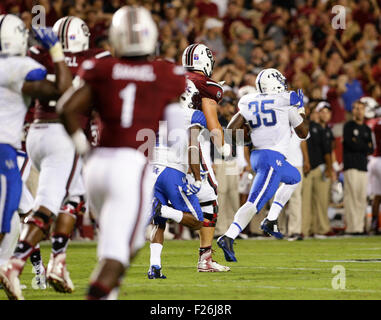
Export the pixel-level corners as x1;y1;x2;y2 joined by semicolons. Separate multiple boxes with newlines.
216;91;222;99
173;65;186;75
82;59;95;70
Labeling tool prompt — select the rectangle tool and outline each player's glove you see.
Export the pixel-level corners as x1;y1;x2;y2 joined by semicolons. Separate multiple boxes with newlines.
182;180;202;195
200;169;209;181
32;27;64;62
296;89;305;115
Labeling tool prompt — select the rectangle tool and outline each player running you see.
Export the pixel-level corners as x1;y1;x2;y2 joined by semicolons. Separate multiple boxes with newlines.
217;68;309;262
148;79;225;279
182;43;230;272
58;6;187;300
0;15;72;300
23;16;110;294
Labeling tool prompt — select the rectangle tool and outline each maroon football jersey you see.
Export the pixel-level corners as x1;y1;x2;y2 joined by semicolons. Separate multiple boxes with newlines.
186;71;223;104
28;46;110;121
77;57;186;150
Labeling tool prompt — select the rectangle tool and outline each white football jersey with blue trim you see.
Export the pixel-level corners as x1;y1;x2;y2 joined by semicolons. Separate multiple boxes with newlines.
0;55;46;148
153;107;207;174
238;91;303;156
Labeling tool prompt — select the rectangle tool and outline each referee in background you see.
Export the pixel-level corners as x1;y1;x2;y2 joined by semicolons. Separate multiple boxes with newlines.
343;100;374;235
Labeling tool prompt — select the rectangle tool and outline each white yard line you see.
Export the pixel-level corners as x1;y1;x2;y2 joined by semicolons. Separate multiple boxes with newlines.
125;281;381;294
133;264;381;273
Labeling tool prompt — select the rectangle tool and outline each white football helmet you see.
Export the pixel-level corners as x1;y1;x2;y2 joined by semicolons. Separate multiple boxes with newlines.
0;14;28;56
238;85;257;98
109;6;158;57
256;68;288;94
53;16;90;53
182;43;215;78
180;79;202;110
360;96;379;119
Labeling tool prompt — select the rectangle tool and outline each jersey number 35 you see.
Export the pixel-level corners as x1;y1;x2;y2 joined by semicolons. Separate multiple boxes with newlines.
248;100;276;129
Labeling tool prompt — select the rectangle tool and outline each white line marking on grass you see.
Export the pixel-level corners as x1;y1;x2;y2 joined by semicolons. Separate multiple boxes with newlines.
318;259;381;263
126;281;381;294
132;264;381;273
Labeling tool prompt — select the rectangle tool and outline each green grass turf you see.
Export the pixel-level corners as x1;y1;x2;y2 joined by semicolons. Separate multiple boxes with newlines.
2;236;381;300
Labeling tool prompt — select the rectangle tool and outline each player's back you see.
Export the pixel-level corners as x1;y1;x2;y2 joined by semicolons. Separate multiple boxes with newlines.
0;55;43;149
29;46;110;121
154;107;206;173
238;91;295;156
78;57;186;150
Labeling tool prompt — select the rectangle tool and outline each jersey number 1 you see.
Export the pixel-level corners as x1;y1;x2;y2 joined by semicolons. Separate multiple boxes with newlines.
120;83;137;128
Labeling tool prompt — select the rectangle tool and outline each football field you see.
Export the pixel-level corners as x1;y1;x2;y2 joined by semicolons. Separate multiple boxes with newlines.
2;236;381;300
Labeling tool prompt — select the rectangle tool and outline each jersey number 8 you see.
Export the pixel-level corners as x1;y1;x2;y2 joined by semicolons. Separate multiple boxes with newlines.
248;99;276;129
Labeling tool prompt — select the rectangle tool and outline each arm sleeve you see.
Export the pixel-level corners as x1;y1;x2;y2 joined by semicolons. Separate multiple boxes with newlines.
15;57;47;93
25;68;47;81
190;110;207;129
198;80;223;103
288;107;304;128
77;59;99;84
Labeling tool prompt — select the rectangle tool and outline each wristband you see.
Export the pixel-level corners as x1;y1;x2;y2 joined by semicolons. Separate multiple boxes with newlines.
217;144;231;157
49;42;65;63
298;107;305;115
71;129;90;155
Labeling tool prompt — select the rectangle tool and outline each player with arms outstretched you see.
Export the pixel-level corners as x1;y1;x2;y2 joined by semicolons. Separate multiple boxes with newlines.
58;6;187;300
217;68;309;262
0;15;72;300
182;43;230;272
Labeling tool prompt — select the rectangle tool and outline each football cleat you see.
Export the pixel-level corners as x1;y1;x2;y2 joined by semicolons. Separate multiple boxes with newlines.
197;248;231;272
147;265;166;279
0;258;25;300
151;197;162;221
217;235;237;262
32;263;47;290
46;253;74;293
261;218;284;239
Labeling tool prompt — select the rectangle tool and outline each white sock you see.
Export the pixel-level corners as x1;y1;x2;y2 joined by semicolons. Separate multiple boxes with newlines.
267;183;299;221
150;243;163;267
161;206;183;223
0;213;21;266
225;202;257;239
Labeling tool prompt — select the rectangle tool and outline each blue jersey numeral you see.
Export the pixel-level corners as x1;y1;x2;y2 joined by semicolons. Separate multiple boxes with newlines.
248;100;276;128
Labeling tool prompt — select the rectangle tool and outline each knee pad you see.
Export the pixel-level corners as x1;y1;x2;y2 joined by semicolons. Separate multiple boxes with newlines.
60;196;86;219
202;201;218;227
26;211;53;236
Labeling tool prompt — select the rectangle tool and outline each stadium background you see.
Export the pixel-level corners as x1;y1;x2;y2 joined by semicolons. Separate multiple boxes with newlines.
1;0;381;301
2;0;381;238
